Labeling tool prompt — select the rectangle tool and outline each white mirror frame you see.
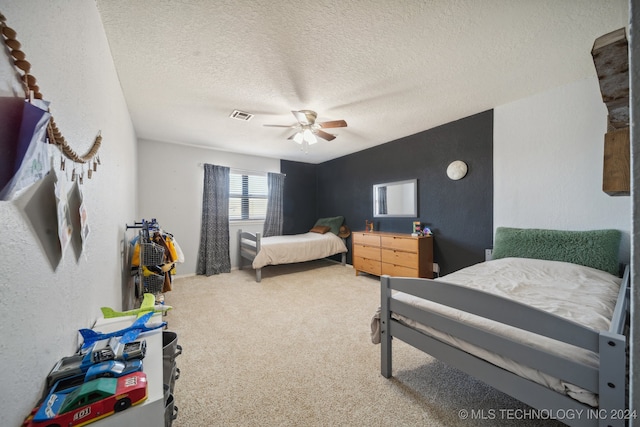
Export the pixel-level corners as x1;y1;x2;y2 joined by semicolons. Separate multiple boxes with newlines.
373;179;417;217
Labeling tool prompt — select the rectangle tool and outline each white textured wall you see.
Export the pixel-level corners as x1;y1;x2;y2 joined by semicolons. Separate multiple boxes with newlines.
0;2;137;425
494;77;631;263
137;139;280;275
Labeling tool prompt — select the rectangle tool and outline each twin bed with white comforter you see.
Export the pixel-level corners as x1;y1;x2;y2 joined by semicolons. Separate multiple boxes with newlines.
373;227;629;427
238;217;348;282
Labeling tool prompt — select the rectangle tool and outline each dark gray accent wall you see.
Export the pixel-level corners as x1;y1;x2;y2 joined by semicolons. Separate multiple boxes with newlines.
281;160;318;235
282;110;493;275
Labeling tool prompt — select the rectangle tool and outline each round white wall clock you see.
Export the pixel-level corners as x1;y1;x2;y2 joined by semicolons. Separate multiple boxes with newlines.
446;160;468;180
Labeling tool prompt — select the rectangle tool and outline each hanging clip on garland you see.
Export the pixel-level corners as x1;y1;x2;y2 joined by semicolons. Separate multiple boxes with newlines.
0;12;102;180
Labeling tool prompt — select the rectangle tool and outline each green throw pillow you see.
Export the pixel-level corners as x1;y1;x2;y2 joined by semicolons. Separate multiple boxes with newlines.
492;227;621;275
313;216;344;235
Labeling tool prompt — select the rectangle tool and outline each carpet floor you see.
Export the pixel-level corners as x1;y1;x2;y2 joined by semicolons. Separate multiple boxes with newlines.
163;260;564;426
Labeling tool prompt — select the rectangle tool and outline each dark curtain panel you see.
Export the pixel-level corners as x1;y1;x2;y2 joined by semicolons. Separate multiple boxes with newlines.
196;164;231;275
262;172;285;237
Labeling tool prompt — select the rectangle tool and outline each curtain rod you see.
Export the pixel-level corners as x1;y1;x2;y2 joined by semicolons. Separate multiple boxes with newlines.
197;163;285;176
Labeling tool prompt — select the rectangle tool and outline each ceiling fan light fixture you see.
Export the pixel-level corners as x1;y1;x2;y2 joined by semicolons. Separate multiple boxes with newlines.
264;110;347;150
303;128;317;144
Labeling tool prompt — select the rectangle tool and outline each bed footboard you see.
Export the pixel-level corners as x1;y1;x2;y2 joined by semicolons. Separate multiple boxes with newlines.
380;268;630;427
238;229;262;282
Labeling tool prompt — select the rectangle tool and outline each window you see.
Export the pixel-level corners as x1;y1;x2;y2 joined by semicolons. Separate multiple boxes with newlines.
229;171;268;221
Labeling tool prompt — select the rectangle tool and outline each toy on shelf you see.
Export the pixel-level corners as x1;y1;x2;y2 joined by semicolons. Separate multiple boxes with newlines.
23;292;173;427
45;337;145;393
78;311;166;350
22;372;148;427
87;337;146;364
101;293;172;319
84;359;142;382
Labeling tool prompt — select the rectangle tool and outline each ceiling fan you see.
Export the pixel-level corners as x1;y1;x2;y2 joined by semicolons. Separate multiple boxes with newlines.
264;110;347;148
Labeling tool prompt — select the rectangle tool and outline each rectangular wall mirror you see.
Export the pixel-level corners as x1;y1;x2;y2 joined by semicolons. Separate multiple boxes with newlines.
373;179;417;217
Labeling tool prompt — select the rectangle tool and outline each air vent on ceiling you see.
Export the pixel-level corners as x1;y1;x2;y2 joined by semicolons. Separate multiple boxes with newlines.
229;110;254;121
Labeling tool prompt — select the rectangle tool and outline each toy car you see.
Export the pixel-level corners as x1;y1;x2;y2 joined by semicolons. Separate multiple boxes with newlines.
45;338;146;391
84;359;142;382
22;372;148;427
92;337;147;362
45;354;84;391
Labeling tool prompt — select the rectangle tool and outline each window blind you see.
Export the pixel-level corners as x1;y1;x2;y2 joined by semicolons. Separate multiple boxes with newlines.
229;171;268;220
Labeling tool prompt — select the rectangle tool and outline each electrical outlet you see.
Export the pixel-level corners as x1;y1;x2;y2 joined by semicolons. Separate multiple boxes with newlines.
433;263;440;274
485;249;493;261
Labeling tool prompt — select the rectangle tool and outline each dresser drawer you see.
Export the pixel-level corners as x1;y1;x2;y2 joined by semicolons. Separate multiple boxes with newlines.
381;248;418;269
381;235;418;252
381;262;418;277
353;232;381;246
353;244;381;261
354;256;382;276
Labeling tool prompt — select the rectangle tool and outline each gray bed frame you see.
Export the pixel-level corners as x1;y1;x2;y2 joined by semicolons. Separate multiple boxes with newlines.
380;266;630;427
238;229;347;282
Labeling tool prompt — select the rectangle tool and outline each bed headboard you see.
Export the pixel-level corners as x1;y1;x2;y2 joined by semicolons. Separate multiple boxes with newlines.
491;227;621;275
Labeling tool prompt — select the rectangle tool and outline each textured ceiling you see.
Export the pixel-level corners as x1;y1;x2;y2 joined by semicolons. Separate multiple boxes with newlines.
96;0;628;164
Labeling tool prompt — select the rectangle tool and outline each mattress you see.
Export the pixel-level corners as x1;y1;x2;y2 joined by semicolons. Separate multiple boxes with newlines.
252;232;347;269
375;257;622;406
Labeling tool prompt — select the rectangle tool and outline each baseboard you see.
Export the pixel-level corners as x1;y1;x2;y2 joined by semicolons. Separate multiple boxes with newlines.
175;258;353;279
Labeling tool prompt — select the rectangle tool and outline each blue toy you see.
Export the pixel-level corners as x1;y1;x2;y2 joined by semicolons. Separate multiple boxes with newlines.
79;312;165;350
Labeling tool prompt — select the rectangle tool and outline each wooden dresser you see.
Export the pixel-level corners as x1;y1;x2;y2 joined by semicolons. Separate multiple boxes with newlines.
352;231;433;278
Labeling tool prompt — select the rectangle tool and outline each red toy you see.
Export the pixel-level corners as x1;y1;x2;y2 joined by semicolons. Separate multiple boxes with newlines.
22;372;147;427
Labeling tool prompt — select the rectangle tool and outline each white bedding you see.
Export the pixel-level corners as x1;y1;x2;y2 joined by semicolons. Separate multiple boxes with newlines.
374;257;622;407
251;232;347;269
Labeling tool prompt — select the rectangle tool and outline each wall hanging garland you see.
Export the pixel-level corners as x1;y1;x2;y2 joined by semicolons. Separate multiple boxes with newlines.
0;12;102;182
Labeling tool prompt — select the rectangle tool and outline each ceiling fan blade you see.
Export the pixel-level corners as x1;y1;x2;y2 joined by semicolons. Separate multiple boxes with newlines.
318;120;347;129
315;129;336;141
263;124;294;127
291;110;316;125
